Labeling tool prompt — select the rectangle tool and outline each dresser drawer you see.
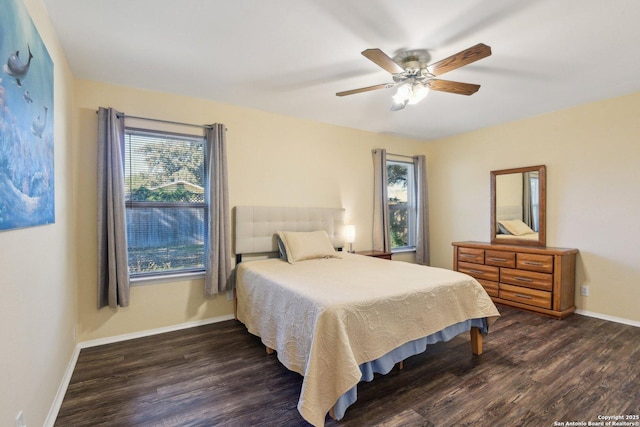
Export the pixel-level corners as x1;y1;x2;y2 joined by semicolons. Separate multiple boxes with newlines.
500;283;552;309
501;268;553;291
477;279;499;298
458;262;499;282
457;247;484;264
485;250;516;268
517;253;553;273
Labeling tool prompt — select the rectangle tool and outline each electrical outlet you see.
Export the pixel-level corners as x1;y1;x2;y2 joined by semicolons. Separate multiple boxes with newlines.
16;411;25;427
226;289;234;301
581;285;589;297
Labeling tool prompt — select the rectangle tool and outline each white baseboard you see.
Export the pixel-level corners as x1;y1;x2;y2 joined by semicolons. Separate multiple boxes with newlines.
575;309;640;327
44;345;81;427
45;314;236;426
79;314;235;349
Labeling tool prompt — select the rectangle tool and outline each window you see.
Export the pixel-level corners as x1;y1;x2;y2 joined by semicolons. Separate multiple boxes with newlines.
529;172;540;231
124;128;206;278
387;160;416;250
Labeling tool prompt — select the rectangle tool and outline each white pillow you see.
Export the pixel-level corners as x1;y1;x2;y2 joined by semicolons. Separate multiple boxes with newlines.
497;220;535;236
276;230;339;264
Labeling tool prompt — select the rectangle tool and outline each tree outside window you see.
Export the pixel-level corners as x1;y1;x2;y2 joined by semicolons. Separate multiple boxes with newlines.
387;161;416;250
124;129;206;277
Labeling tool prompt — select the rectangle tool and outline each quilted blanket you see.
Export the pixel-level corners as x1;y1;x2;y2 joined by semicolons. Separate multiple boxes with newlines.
236;253;500;426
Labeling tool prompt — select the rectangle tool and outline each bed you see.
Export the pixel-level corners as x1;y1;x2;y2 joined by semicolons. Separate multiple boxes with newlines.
234;206;500;426
496;232;539;241
495;205;539;241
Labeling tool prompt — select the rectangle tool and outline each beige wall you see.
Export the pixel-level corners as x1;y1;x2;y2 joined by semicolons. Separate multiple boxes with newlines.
0;1;76;426
72;81;640;345
73;80;426;342
427;91;640;323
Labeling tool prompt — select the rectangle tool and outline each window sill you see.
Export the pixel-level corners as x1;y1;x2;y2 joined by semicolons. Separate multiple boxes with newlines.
130;271;205;286
391;247;416;254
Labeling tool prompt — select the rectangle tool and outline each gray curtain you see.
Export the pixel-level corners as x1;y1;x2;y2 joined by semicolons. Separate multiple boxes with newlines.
204;124;233;295
97;107;130;308
372;148;390;252
413;155;430;265
522;171;533;229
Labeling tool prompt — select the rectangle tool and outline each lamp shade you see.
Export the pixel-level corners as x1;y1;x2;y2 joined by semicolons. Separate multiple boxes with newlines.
344;225;356;243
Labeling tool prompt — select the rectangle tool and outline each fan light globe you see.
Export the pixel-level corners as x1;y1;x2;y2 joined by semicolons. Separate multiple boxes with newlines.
394;83;412;102
408;84;429;105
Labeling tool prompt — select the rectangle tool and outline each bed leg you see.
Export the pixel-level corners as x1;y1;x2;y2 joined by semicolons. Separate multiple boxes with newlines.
470;327;483;355
265;346;275;355
397;361;404;370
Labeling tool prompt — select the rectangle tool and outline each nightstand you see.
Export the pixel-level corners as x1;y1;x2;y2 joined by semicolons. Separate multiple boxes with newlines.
356;250;393;260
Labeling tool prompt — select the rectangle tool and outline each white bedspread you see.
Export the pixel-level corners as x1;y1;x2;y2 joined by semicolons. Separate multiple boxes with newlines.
236;253;500;426
496;232;539;241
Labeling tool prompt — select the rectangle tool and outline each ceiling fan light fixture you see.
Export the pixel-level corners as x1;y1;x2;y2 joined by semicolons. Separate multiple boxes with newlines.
338;44;491;110
390;98;408;111
408;83;429;105
393;83;413;102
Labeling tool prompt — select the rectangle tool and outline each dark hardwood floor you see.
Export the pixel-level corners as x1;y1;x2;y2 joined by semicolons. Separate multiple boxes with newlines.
55;305;640;426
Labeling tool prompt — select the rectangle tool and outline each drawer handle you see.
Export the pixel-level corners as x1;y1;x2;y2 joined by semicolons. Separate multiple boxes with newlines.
523;261;543;266
468;269;485;275
460;254;476;258
515;277;533;283
489;257;506;262
514;293;533;300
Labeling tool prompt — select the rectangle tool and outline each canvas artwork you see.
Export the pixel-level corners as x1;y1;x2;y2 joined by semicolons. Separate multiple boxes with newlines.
0;0;55;231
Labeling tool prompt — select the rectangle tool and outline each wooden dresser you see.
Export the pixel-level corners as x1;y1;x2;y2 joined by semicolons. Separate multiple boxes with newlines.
452;241;578;319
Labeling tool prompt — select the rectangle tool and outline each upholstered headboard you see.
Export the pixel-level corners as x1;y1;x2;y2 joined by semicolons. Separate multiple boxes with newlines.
235;206;346;255
496;204;523;222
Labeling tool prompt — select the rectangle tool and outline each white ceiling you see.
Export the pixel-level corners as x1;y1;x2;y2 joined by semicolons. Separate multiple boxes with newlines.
44;0;640;141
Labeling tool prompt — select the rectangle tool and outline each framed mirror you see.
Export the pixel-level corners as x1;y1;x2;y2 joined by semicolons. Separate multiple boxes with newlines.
491;165;546;247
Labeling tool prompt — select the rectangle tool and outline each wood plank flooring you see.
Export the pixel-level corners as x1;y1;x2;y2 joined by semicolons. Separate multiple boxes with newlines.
55;305;640;426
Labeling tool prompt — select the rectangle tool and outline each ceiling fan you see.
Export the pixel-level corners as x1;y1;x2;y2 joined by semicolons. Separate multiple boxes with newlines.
336;43;492;111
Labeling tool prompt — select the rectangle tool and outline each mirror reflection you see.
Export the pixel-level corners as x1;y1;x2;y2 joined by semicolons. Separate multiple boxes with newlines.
491;165;546;246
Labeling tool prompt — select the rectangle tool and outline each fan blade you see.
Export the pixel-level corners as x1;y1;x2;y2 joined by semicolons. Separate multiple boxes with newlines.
361;49;405;74
336;83;391;97
428;79;481;96
428;43;491;76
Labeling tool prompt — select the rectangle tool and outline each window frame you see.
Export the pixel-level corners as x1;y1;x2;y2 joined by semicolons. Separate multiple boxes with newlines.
386;159;417;252
123;127;208;284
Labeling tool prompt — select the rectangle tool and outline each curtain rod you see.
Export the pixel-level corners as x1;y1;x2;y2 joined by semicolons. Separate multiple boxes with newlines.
96;110;225;130
116;113;214;130
387;152;415;160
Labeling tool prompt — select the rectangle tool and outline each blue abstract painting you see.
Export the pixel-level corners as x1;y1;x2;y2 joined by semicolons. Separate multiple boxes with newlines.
0;0;55;231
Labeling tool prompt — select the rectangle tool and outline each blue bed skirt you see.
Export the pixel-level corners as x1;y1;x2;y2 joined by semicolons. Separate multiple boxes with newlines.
332;317;489;420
